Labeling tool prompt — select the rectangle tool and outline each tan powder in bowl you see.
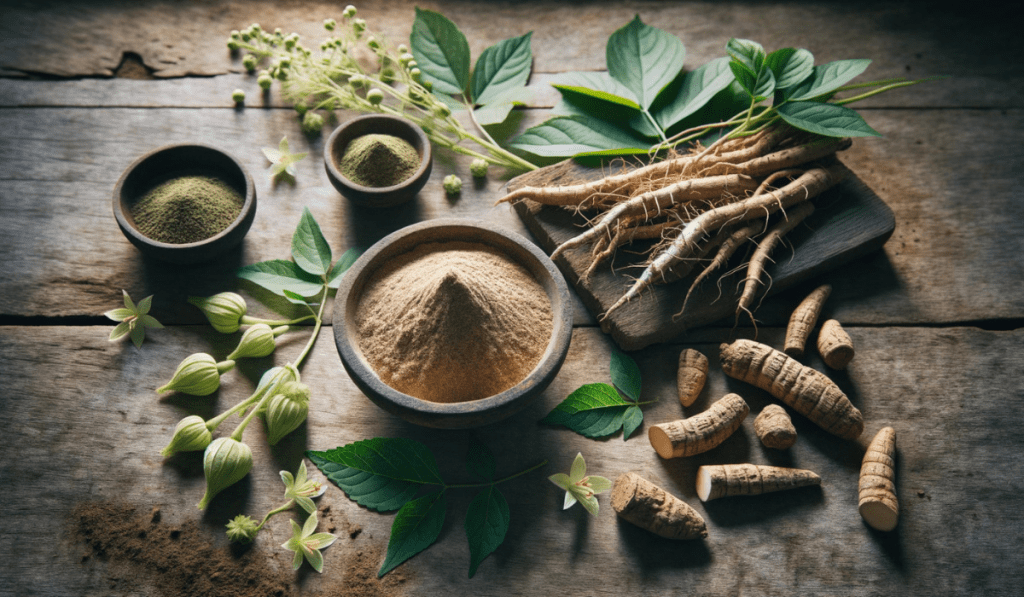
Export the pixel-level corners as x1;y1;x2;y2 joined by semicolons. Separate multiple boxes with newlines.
354;240;553;403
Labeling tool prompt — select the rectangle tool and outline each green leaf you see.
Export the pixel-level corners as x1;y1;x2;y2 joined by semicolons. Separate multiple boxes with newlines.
104;308;134;322
109;321;131;341
785;59;872;101
777;101;881;137
540;383;634;438
129;324;145;349
473;87;531;126
551;71;640;109
464;487;509;578
471;31;533;106
726;38;766;73
765;47;814;90
510;116;649;158
655;57;736;130
621;405;644;440
466;435;496;481
379;491;446;577
326;247;363;289
731;60;775;102
606;15;685;110
609;350;642;401
411;8;471;95
291;207;332;276
306;438;444;512
552;73;657;138
281;289;310;305
236;259;324;298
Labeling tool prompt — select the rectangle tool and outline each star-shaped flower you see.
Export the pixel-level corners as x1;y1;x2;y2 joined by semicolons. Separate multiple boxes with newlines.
105;290;163;348
226;514;260;544
263;136;308;182
548;452;612;517
281;460;326;514
282;512;337;573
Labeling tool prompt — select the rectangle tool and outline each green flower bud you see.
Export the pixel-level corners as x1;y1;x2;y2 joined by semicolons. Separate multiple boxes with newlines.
256;365;300;398
323;18;336;31
187;292;247;333
294;102;308;115
240;31;251;42
380;67;395;84
443;174;462;196
434;103;452;118
273;27;282;36
278;57;291;69
301;111;324;135
366;88;384;105
197;438;253;510
276;68;288;81
423;80;433;92
226;514;259;543
399;52;414;65
156;353;235;396
226;324;287;360
160;415;212;457
470;158;489;178
367;36;381;50
348;74;368;88
409;67;421;82
264;381;311;445
249;23;261;34
227;38;239;50
258;73;273;90
352;18;366;33
230;30;241;40
343;5;357;18
242;54;257;72
397;43;408;54
406;60;418;70
231;89;245;104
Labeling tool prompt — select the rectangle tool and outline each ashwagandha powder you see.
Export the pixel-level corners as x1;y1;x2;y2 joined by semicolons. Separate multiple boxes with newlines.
355;241;553;403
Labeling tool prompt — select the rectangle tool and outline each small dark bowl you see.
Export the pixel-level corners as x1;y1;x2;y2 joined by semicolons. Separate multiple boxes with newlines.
324;114;432;208
334;219;573;429
113;143;256;265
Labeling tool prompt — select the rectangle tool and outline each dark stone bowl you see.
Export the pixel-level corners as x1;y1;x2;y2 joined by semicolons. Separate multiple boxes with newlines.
333;218;573;429
324;113;432;208
112;143;256;265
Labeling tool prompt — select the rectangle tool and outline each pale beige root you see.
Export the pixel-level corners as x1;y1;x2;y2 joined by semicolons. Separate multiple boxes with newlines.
753;404;797;449
676;348;709;407
584;217;677;281
784;284;833;357
719;339;864;439
676;220;763;320
611;472;708;539
736;201;816;322
648;393;749;458
859;426;898;531
602;163;848;320
724;137;853;178
817;319;855;369
696;464;821;502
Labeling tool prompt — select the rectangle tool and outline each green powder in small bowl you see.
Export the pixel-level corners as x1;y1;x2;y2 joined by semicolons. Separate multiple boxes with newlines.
131;175;244;244
339;133;420;188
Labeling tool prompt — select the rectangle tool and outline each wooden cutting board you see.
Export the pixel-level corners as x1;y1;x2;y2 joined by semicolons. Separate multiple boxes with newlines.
508;159;895;351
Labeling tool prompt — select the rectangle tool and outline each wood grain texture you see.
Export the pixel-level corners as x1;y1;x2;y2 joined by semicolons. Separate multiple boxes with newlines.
3;325;1023;595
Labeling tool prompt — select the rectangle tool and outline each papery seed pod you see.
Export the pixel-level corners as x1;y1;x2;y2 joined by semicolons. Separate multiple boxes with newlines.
188;292;248;333
198;438;253;510
265;382;311;445
226;324;287;360
226;514;259;543
156;353;235;396
160;415;213;457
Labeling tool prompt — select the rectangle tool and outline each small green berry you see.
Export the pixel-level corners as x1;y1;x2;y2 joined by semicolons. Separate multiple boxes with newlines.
397;43;408;54
399;52;414;65
302;111;324;135
409;67;421;82
380;67;395;84
434;103;452;118
352;18;366;33
406;60;417;70
443;174;463;195
240;31;251;42
230;30;241;40
249;23;261;33
242;54;257;72
366;88;384;105
227;39;239;51
231;89;245;104
342;5;357;18
294;102;308;115
470;158;488;178
423;80;433;92
257;74;272;90
367;36;381;50
324;18;336;31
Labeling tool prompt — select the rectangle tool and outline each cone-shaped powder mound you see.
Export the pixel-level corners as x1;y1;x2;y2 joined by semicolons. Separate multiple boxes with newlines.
355;241;554;403
131;175;243;244
339;133;420;188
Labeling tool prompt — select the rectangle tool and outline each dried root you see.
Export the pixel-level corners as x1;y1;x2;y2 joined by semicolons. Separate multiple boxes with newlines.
611;472;708;539
859;426;898;531
817;319;855;369
696;464;821;502
754;404;798;450
784;284;833;357
676;348;709;407
648;393;749;458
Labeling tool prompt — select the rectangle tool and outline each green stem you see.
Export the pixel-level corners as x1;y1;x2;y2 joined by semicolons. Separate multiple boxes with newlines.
230;390;273;441
445;460;548;490
642;108;668;143
832;80;929;106
240;315;316;326
256;500;295;531
293;284;329;370
464;97;501;149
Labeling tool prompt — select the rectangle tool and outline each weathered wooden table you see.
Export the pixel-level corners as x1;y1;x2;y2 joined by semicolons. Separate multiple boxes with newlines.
2;1;1022;595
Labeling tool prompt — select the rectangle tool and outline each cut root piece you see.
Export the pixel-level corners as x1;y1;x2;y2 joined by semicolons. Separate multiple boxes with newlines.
696;464;821;502
648;393;749;459
611;472;708;539
859;426;898;531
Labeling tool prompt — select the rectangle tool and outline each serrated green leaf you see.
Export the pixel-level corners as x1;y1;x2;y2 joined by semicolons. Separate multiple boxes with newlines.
606;15;685;109
379;491;446;577
471;31;533;106
411;8;470;95
237;259;324;298
730;60;775;102
551;71;640;109
726;38;766;73
655;57;735;130
777;101;881;137
540;383;633;438
609;350;642;402
327;247;363;289
473;87;531;126
291;208;332;276
466;435;496;481
306;438;444;512
765;47;814;90
785;59;872;102
622;405;644;440
464;487;509;578
510;116;648;158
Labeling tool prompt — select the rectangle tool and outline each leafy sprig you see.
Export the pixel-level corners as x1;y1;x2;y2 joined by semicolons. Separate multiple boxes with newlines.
308;436;546;578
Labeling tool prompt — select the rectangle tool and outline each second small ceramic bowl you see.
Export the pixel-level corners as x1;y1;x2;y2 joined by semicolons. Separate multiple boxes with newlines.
334;219;573;429
324;114;432;208
113;143;256;265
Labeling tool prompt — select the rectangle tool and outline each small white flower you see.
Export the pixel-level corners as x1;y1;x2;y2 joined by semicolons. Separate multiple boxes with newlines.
280;460;326;514
282;512;337;573
548;453;612;517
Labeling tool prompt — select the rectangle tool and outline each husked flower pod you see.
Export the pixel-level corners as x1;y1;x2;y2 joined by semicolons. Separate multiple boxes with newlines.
198;438;253;510
265;381;311;445
156;353;236;396
188;292;248;333
226;324;288;360
160;415;213;457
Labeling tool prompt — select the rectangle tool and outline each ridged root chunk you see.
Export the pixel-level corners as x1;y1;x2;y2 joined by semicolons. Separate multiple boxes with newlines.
859;426;898;531
719;339;863;439
677;349;709;407
648;393;749;458
754;404;797;449
611;472;708;539
784;284;832;357
696;464;821;502
818;319;855;370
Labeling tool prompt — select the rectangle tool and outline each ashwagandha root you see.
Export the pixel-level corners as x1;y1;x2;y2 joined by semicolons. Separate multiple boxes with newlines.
676;348;709;407
611;472;708;539
859;426;898;531
754;404;798;449
719;339;864;440
676;220;763;319
648;393;749;458
696;464;821;502
817;319;855;369
724;137;852;178
585;218;678;281
784;284;833;357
